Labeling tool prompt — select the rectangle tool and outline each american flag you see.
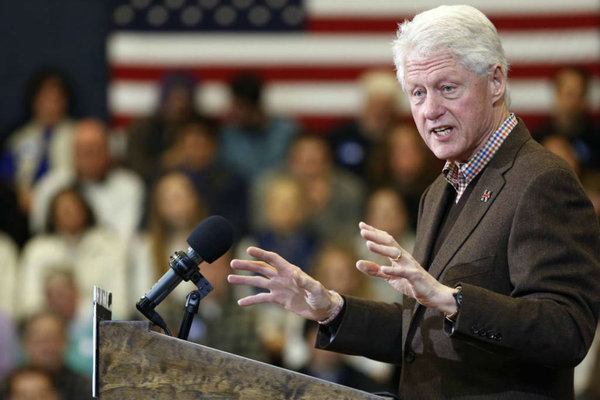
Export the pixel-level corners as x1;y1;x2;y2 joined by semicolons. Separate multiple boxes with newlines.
108;0;600;132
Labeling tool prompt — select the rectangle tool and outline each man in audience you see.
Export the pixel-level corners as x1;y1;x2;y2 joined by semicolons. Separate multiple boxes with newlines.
535;66;600;169
31;118;144;243
219;72;298;182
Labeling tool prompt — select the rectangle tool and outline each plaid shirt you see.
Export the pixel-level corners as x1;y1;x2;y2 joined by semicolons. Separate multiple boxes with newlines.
443;113;517;203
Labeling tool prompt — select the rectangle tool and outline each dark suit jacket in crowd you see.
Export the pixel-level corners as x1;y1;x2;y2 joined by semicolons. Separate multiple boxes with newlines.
317;120;600;399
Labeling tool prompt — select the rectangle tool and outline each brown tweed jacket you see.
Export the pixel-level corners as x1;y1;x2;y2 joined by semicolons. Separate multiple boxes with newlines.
317;120;600;399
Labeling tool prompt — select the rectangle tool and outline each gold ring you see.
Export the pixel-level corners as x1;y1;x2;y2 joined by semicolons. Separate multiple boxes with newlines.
392;251;402;262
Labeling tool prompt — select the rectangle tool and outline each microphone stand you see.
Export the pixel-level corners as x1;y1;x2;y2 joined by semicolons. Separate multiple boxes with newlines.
178;274;213;341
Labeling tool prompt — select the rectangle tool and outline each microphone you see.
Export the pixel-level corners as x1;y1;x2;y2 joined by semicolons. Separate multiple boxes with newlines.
136;216;234;332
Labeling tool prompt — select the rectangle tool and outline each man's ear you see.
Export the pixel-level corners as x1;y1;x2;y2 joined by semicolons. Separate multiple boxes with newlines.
489;64;506;104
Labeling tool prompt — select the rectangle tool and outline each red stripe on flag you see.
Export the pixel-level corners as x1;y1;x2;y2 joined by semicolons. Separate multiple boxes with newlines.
110;62;600;82
306;14;600;32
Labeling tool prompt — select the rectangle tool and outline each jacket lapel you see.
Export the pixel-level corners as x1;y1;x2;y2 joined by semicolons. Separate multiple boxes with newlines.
404;120;532;332
412;176;453;268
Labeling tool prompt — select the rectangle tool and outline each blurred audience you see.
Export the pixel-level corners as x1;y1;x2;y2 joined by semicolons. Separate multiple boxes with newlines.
535;66;600;169
31;118;144;243
19;187;129;318
188;251;267;361
1;68;76;214
163;119;249;236
581;171;600;220
370;122;438;229
127;72;201;179
239;175;319;366
254;134;365;241
129;171;207;330
219;72;299;182
0;311;17;381
20;311;91;400
44;270;93;376
296;320;395;394
355;187;415;303
1;366;59;400
0;183;30;248
541;134;582;177
328;70;402;178
0;233;18;317
241;175;319;273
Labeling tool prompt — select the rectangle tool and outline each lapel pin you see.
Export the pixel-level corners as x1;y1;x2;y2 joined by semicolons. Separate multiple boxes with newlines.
480;189;492;203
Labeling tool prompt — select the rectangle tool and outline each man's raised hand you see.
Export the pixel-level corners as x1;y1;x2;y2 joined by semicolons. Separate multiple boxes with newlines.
228;246;339;321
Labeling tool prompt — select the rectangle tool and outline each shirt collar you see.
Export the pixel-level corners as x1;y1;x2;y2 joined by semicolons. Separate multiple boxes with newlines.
443;113;517;202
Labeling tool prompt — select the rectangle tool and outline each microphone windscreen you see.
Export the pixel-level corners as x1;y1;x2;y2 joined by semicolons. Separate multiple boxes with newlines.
187;216;234;263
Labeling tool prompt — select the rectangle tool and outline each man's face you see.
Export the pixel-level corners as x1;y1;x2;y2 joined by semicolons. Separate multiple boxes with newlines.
405;52;498;163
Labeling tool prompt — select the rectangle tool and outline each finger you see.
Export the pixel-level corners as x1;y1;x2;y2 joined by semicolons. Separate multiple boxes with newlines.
360;227;398;247
230;259;277;278
358;221;377;231
380;266;410;278
227;274;271;290
236;292;275;307
365;240;403;260
247;246;291;271
356;260;390;279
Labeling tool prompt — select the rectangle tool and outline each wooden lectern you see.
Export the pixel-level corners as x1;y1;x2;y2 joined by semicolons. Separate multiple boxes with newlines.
97;321;384;399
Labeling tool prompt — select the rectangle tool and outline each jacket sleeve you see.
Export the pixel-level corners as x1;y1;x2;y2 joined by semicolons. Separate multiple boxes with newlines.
316;296;404;365
448;166;600;367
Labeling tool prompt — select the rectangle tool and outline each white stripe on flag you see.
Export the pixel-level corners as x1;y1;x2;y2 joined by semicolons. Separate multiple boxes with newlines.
108;29;599;66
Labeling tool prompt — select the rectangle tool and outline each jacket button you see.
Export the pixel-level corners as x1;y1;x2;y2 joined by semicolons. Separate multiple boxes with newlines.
405;351;416;363
470;326;479;334
478;330;487;337
495;333;502;341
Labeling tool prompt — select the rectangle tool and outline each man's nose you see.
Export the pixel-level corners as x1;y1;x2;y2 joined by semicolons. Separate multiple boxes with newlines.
424;93;445;120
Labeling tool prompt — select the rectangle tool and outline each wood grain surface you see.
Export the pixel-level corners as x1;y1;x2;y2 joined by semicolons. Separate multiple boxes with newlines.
99;321;382;399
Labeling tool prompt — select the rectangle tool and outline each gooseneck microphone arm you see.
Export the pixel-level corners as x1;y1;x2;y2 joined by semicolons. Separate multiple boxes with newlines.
135;216;234;336
136;247;206;335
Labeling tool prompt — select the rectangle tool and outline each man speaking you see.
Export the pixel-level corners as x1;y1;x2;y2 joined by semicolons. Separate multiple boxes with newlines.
228;5;600;399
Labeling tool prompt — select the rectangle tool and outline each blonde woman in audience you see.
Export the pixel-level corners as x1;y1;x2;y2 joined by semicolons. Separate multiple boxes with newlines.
19;187;128;318
238;175;319;366
129;171;207;331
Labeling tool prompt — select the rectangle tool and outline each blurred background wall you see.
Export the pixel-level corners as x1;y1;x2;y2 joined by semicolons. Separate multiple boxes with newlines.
0;0;109;140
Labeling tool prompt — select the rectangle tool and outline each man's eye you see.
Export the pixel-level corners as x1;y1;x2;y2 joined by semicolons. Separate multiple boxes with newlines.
413;89;424;97
442;86;455;93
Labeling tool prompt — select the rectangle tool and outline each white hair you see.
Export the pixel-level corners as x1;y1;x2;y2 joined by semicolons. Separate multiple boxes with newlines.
392;5;510;103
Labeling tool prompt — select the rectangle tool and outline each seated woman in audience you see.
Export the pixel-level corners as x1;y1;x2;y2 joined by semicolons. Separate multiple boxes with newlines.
19;187;128;318
129;171;207;331
2;68;75;214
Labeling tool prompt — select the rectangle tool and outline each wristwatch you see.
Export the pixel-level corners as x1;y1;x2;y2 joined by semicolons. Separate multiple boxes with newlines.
445;286;463;322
